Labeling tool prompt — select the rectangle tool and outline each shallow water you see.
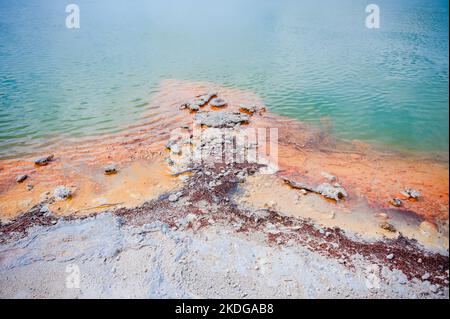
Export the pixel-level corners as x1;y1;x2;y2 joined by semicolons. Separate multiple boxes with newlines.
0;0;448;159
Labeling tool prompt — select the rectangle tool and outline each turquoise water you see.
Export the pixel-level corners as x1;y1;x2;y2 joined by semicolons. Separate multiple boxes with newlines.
0;0;448;159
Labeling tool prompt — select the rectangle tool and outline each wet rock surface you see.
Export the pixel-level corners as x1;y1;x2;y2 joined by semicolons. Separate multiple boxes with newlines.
180;91;218;111
33;154;54;166
316;183;348;201
380;222;397;233
194;111;249;128
283;178;348;201
15;174;28;183
239;104;266;115
209;97;227;107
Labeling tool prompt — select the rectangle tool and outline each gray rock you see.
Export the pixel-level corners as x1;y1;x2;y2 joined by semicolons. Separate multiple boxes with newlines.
194;111;249;128
210;97;227;107
33;154;54;166
168;193;180;203
39;205;51;215
390;198;403;207
53;186;72;201
104;164;118;175
16;174;28;183
316;183;348;201
283;178;348;201
187;102;200;111
401;188;421;200
421;273;431;280
379;222;396;232
180;100;201;111
181;92;218;111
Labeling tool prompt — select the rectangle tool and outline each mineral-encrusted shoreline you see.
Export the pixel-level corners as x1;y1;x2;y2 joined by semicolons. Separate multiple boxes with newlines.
1;158;449;293
0;81;448;298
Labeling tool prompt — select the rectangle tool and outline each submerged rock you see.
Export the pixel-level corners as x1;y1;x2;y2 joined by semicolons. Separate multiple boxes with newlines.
209;97;227;107
379;222;396;233
194;111;249;128
33;154;54;166
104;164;118;175
16;174;28;183
53;186;72;201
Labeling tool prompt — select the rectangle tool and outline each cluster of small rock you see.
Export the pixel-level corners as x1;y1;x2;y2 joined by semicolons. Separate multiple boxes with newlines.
390;188;421;207
14;153;120;207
